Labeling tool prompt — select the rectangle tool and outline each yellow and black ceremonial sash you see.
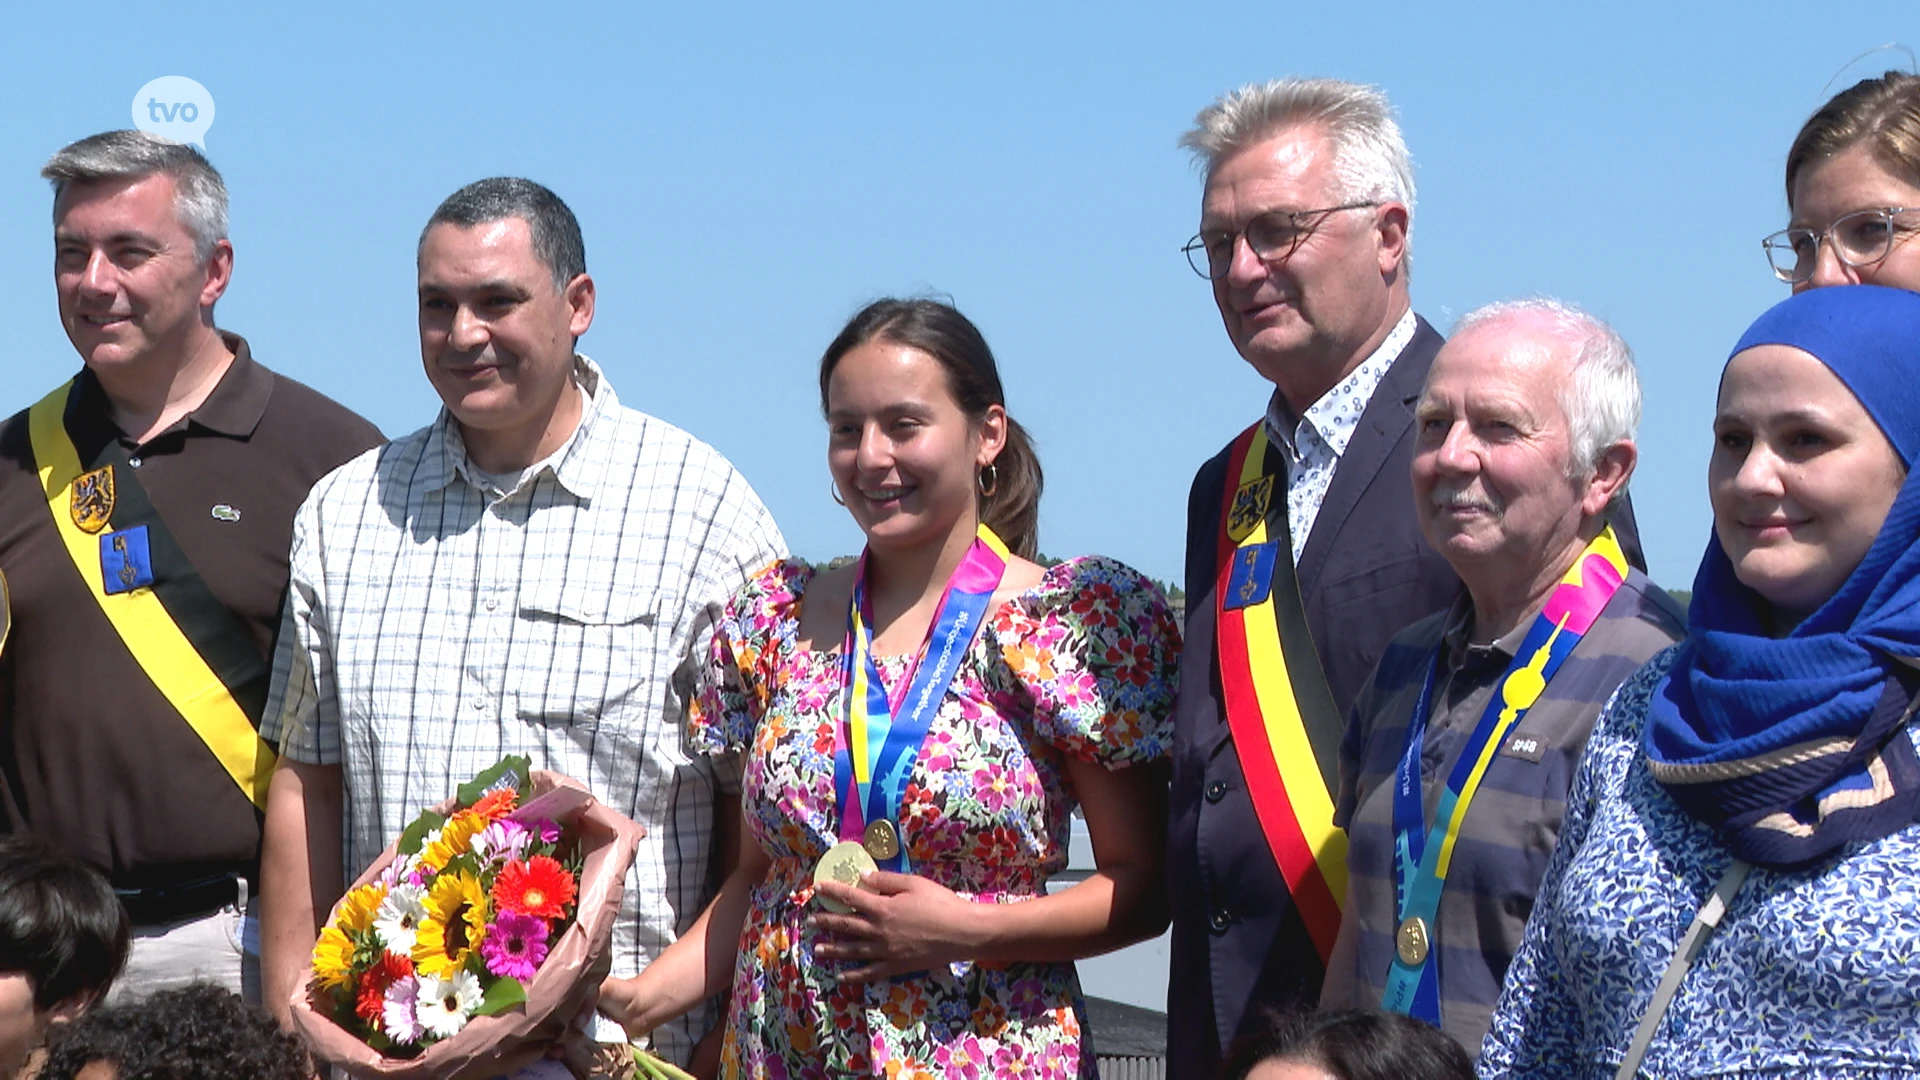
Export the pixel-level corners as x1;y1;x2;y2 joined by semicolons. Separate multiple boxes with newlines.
1214;422;1346;964
27;380;275;809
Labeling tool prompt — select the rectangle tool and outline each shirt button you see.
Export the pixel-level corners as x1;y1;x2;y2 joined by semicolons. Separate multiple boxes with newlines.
128;456;142;468
1208;907;1233;935
469;699;484;711
484;597;499;612
1205;780;1228;803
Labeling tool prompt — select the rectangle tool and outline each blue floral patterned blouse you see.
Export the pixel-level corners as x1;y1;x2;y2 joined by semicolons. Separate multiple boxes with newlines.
1480;646;1920;1079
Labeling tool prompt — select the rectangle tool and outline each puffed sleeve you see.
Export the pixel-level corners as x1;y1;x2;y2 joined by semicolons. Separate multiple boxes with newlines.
687;557;810;757
996;556;1181;768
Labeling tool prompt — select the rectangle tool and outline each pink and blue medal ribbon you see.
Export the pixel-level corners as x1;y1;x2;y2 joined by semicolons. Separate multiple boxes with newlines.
1382;527;1629;1025
835;524;1011;872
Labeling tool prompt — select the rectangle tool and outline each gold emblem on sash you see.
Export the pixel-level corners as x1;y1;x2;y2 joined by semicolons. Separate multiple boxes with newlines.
1226;474;1273;544
1396;916;1431;966
0;569;10;659
70;466;114;534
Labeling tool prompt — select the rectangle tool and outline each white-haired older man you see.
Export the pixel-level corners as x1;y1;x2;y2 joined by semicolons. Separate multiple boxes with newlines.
1320;300;1683;1053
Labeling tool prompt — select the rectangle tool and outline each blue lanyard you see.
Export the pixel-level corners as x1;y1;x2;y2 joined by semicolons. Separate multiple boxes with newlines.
1384;610;1583;1022
1383;528;1626;1025
832;526;1008;872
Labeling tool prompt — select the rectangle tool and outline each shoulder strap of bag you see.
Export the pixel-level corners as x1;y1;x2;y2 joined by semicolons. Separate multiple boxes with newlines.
1614;859;1751;1080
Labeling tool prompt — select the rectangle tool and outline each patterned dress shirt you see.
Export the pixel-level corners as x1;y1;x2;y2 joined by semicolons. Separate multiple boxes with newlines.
1263;308;1416;561
261;356;786;1059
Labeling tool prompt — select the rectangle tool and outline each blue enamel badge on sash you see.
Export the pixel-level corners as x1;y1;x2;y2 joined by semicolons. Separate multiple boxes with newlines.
100;526;155;594
1224;540;1279;610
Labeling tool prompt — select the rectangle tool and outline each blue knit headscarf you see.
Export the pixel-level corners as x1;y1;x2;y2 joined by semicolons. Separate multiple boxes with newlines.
1644;284;1920;868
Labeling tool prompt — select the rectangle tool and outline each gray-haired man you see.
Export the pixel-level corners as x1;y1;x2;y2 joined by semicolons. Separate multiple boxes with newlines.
258;178;785;1068
1322;300;1683;1052
0;130;382;1000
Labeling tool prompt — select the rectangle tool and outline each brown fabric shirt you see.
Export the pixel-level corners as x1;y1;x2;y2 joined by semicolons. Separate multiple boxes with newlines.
0;334;381;888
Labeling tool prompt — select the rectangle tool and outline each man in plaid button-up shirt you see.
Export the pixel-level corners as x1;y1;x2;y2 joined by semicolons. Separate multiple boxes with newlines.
256;178;784;1069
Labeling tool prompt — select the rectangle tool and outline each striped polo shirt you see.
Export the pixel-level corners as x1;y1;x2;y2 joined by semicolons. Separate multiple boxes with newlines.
1321;566;1683;1052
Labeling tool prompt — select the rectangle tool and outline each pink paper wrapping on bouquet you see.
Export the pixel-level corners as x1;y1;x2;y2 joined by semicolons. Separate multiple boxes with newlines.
290;771;645;1080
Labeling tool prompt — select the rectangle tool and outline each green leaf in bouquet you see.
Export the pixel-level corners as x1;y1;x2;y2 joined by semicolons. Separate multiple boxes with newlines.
472;975;527;1017
397;810;448;857
631;1045;697;1080
457;755;532;807
442;851;483;879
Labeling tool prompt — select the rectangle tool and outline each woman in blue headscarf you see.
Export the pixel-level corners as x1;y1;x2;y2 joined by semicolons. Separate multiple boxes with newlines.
1480;284;1920;1079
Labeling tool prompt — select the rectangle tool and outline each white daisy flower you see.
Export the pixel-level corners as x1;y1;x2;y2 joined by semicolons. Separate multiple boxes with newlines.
374;882;428;956
414;970;483;1039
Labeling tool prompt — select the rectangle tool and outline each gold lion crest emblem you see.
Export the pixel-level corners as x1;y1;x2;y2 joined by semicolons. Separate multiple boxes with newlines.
70;466;115;534
1226;474;1273;544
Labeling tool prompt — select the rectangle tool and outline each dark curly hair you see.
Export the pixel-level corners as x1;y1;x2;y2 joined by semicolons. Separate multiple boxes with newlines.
1221;1008;1474;1080
37;984;310;1080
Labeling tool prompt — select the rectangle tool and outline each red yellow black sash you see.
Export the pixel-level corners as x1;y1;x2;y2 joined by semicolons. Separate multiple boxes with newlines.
27;380;276;809
1214;422;1346;963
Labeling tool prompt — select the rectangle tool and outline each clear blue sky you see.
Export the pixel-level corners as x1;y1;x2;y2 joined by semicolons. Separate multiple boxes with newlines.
1;2;1916;591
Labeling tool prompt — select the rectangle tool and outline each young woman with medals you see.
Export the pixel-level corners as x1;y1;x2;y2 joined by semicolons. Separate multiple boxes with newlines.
1482;286;1920;1077
598;299;1181;1078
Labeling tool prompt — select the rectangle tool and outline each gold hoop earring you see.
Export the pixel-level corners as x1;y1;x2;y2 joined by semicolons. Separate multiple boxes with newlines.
977;463;999;498
830;482;846;507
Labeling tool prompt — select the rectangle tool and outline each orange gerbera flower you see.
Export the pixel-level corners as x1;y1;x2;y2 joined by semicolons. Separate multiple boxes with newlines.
354;953;411;1025
472;788;518;822
492;855;576;920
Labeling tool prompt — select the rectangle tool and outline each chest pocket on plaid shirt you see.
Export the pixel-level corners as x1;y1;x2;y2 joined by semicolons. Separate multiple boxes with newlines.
514;586;665;737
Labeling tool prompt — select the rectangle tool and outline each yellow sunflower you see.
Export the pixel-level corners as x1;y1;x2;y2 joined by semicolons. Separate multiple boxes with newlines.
419;810;487;873
311;924;355;990
412;870;489;979
335;882;387;934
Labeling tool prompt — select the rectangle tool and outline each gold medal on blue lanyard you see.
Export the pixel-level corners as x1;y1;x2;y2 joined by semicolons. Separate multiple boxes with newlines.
831;524;1010;874
1382;527;1628;1024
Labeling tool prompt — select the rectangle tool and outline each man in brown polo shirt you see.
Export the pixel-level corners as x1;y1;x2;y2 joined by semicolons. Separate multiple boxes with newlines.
0;131;380;1001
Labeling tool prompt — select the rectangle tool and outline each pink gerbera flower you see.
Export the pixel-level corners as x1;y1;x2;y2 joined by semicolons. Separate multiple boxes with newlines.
479;909;550;980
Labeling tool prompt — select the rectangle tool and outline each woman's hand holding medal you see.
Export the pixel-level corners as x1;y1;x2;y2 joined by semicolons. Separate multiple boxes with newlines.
808;867;986;984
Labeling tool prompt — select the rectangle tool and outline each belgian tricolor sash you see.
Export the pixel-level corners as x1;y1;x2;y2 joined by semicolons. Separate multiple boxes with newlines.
1215;422;1347;964
27;380;276;809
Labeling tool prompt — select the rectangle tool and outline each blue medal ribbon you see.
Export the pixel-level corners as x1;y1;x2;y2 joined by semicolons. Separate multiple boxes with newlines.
834;525;1010;872
1382;529;1628;1024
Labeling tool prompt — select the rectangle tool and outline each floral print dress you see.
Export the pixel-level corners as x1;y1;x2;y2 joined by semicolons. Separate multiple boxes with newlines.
688;556;1180;1079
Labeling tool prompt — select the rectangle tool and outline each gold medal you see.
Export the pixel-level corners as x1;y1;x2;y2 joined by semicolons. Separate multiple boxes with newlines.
863;819;900;861
812;841;878;913
1396;916;1431;967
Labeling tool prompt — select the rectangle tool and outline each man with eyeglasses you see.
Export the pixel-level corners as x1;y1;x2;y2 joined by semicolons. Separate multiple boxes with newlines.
1163;79;1640;1079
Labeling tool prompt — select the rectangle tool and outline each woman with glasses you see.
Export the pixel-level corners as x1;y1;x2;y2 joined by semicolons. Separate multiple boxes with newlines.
597;298;1180;1078
1480;285;1920;1078
1763;72;1920;290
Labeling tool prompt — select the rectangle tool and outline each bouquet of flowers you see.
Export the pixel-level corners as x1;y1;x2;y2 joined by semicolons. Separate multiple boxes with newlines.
290;757;646;1080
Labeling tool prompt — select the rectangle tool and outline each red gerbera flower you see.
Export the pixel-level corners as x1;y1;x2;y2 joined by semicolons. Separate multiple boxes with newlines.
492;855;576;920
472;788;518;821
354;953;413;1024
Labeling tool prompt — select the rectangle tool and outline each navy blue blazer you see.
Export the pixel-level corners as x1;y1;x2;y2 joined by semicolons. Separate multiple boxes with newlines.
1164;314;1647;1078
